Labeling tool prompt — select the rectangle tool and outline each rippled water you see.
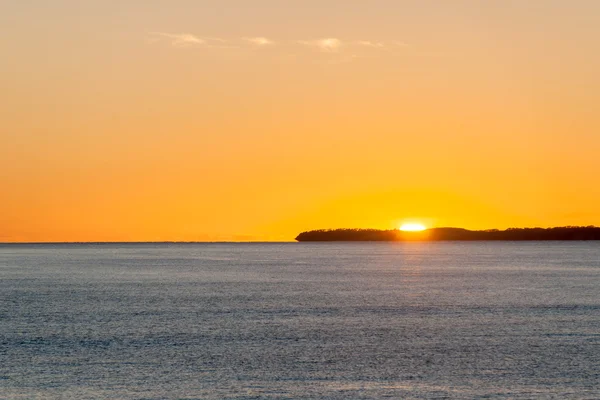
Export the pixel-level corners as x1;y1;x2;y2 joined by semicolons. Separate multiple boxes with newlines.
1;242;599;399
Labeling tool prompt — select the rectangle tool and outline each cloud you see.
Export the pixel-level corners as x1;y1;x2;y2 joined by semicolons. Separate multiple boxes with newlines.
298;38;342;52
151;32;205;47
149;33;406;55
356;40;385;48
243;37;274;46
150;33;234;48
205;37;228;43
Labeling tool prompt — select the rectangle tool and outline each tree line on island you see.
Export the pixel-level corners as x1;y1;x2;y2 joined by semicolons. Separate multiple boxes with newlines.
295;226;600;242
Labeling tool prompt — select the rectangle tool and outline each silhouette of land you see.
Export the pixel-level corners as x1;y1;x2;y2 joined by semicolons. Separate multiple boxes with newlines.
296;227;600;242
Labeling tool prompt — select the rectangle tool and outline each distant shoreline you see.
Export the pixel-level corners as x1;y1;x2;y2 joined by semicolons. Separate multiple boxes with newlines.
296;227;600;242
2;226;600;244
0;242;292;245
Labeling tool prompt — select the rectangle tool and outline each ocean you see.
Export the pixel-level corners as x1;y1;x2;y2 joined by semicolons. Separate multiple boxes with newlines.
1;242;599;399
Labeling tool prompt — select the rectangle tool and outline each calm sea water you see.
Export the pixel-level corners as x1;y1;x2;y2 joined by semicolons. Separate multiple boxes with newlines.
1;242;599;399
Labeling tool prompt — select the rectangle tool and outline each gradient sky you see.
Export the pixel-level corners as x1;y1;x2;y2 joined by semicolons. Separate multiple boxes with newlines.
2;0;600;242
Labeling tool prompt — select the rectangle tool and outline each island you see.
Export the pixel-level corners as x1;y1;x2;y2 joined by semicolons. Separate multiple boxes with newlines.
295;227;600;242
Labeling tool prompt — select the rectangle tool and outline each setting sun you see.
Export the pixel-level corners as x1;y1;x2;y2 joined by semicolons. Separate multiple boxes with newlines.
399;223;427;232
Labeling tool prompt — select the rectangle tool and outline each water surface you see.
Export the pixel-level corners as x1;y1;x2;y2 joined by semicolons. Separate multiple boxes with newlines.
1;242;599;398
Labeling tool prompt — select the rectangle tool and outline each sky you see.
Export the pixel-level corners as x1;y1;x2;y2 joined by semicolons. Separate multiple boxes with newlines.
1;0;600;242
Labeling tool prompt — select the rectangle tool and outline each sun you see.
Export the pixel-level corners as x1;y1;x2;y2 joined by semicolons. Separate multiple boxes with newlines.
399;223;427;232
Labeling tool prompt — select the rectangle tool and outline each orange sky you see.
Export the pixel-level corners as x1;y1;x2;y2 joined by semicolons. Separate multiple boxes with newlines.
2;1;600;242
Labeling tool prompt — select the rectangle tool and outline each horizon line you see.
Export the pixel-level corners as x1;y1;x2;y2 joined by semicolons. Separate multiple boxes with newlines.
0;241;298;245
3;226;599;245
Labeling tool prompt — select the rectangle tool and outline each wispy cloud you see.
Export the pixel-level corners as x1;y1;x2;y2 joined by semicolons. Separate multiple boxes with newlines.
243;37;275;46
150;32;234;48
298;38;342;52
149;33;408;56
151;32;205;47
356;40;385;48
205;37;228;43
